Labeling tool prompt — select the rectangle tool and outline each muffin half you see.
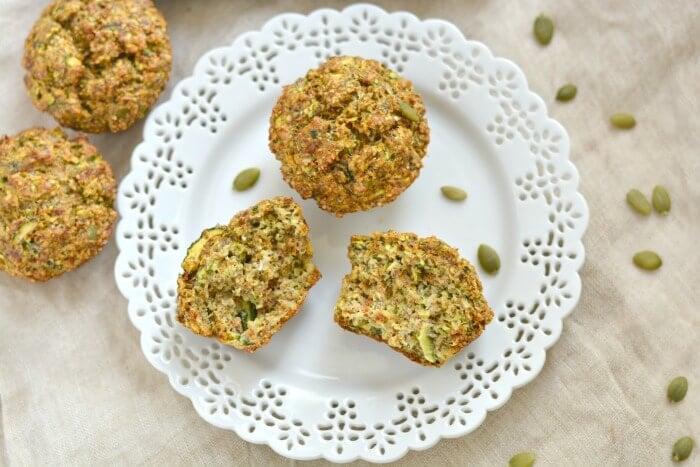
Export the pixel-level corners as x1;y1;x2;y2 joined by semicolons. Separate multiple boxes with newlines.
177;197;321;351
334;231;493;367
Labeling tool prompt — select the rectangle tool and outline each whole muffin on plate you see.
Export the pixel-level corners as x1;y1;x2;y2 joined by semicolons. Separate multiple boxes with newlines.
177;196;321;352
334;231;493;367
269;56;430;216
0;127;117;281
23;0;172;133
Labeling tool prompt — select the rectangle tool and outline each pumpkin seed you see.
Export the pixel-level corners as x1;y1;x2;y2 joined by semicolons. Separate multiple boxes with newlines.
233;168;260;191
509;451;536;467
87;226;99;241
626;189;651;215
15;221;37;242
398;100;420;122
672;436;693;462
556;84;577;102
633;251;662;270
441;186;467;202
667;376;688;403
652;185;671;214
533;14;554;45
610;113;636;129
478;244;501;274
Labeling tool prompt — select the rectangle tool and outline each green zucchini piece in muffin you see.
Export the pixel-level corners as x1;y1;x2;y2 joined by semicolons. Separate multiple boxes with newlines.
334;231;494;367
177;197;321;351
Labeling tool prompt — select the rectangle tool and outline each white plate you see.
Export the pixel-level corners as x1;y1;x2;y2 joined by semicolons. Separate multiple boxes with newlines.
115;3;588;463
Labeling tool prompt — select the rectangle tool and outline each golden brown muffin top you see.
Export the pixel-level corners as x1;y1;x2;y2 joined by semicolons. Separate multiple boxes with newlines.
269;56;430;216
23;0;172;133
0;127;116;281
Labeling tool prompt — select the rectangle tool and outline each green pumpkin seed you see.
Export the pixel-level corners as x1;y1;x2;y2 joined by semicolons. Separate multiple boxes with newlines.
556;84;577;102
626;189;651;215
478;244;501;274
633;251;662;270
672;436;693;462
233;168;260;191
441;186;467;202
610;113;636;129
15;221;37;242
509;451;536;467
652;185;671;214
87;226;99;241
398;100;420;122
667;376;688;403
533;14;554;45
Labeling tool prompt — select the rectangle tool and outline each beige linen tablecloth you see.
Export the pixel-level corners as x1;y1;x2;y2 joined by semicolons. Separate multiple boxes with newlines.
1;0;699;465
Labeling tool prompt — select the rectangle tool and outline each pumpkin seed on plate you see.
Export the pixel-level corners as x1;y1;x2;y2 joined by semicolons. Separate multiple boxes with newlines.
652;185;671;214
626;189;651;215
441;186;467;202
633;251;662;270
533;14;554;45
233;167;260;191
556;84;577;102
478;244;501;274
509;451;536;467
667;376;688;403
672;436;693;462
398;100;420;122
610;113;636;129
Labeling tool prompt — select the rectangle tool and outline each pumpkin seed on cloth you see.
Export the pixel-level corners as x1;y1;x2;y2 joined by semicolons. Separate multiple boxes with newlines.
633;250;662;270
652;184;671;214
233;167;260;191
441;186;467;202
672;436;693;462
610;113;636;129
667;376;688;403
626;189;651;215
533;14;554;45
509;451;536;467
556;84;577;102
478;244;501;274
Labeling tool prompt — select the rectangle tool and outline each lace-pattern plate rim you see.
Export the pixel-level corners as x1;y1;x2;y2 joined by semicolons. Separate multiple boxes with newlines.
114;3;589;463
